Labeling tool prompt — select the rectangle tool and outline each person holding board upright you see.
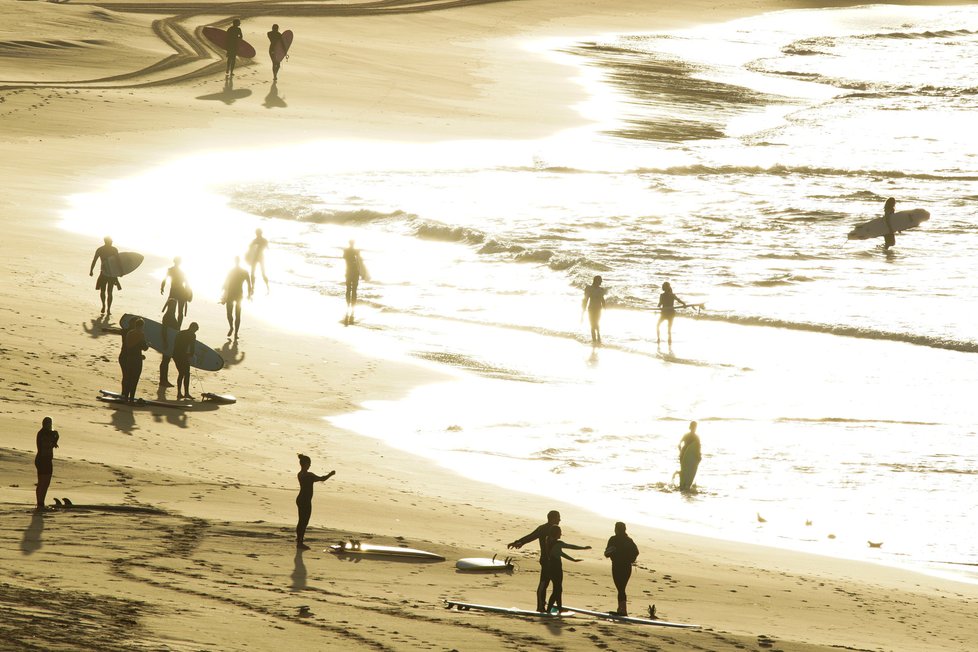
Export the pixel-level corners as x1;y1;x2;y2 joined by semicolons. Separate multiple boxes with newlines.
657;281;688;346
678;421;702;492
267;24;287;81
582;275;606;344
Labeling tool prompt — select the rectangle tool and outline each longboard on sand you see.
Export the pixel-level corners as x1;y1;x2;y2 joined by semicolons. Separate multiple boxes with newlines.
202;26;257;59
848;208;930;240
104;252;144;278
98;390;190;410
120;314;225;372
271;29;293;64
562;605;698;629
328;541;445;561
455;555;515;571
444;600;573;618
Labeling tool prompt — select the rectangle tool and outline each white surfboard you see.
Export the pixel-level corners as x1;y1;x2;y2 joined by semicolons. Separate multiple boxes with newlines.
455;556;514;571
328;541;445;561
848;208;930;240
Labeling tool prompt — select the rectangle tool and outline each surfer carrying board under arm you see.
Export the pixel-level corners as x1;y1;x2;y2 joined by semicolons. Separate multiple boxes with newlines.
224;18;243;77
160;256;191;320
507;509;561;613
582;275;606;344
222;256;253;340
89;236;121;316
882;197;897;250
656;282;688;346
295;454;335;550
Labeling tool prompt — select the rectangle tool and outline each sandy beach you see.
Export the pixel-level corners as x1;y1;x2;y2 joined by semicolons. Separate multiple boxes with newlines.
3;0;978;650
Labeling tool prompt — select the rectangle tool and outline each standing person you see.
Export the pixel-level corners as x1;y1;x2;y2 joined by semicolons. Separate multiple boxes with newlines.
222;257;253;339
604;522;640;616
656;281;688;346
173;322;199;400
343;240;365;321
882;197;897;250
89;236;121;315
160;257;191;320
247;228;270;290
544;526;591;614
507;510;561;613
159;298;181;387
224;18;243;78
34;417;60;511
295;454;336;550
122;318;149;401
267;24;286;81
582;275;606;344
678;421;702;492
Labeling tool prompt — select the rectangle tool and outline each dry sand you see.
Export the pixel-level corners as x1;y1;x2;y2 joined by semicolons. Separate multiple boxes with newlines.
2;0;977;650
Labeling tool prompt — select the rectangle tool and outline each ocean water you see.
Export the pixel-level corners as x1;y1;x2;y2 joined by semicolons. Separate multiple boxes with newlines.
63;5;978;578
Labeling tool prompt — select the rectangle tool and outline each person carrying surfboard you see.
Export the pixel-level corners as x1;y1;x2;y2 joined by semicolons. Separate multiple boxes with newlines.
224;18;243;78
882;197;897;250
89;236;121;316
604;521;640;616
222;256;253;339
173;322;199;400
656;281;688;346
582;275;606;344
544;526;591;615
267;24;287;81
507;509;561;613
295;454;335;550
34;417;60;511
678;421;702;492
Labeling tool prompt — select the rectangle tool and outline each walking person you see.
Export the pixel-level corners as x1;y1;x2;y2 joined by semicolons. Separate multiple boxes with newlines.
604;522;640;616
247;228;270;290
582;275;606;344
678;421;702;492
544;526;591;614
267;24;287;81
34;417;60;511
222;256;253;339
656;281;688;346
224;18;243;77
160;257;191;319
89;236;122;315
295;454;336;550
343;240;366;322
173;322;199;400
507;510;561;613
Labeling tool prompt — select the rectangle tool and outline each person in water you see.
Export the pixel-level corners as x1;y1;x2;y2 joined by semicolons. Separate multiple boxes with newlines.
222;257;253;339
173;322;199;400
224;18;243;78
295;454;336;550
343;240;365;319
34;417;60;510
657;281;688;346
267;24;287;81
159;298;181;387
248;228;270;290
507;509;562;613
582;275;606;344
89;236;121;315
604;521;640;616
678;421;702;492
544;525;591;614
882;197;897;250
160;257;191;320
122;317;149;401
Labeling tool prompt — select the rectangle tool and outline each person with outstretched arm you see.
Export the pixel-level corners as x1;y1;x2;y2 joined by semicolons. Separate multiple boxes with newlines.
882;197;897;250
89;236;121;316
507;509;561;612
173;322;199;400
656;281;688;346
604;521;640;616
225;18;243;78
678;421;702;492
295;454;336;550
582;275;606;344
34;417;60;511
222;257;253;339
545;526;591;614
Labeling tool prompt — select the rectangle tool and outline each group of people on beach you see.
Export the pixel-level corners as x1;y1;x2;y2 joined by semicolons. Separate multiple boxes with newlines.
219;19;291;81
582;275;690;346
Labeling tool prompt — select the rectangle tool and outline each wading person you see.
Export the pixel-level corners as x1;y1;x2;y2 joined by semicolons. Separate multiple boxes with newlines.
343;240;365;322
247;228;270;290
222;257;253;339
544;525;590;614
604;521;639;615
656;281;688;346
882;197;897;250
507;509;561;612
34;417;60;510
295;454;336;550
89;236;121;315
678;421;702;492
582;275;606;344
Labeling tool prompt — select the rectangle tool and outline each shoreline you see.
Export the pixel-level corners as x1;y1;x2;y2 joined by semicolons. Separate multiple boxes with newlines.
4;0;978;649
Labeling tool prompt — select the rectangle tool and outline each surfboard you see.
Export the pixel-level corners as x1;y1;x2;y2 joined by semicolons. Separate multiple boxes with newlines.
104;252;144;278
328;541;445;561
562;605;698;629
455;556;515;571
120;314;225;372
202;26;257;59
98;390;190;410
270;29;293;64
847;209;930;240
444;600;573;618
201;392;236;404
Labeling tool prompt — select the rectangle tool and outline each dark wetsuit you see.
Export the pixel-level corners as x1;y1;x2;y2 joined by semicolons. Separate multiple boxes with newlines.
122;329;149;400
159;303;181;383
883;209;896;249
605;534;639;603
511;523;554;612
224;267;253;337
545;540;589;612
161;266;190;319
583;285;606;342
679;432;702;491
225;25;243;75
343;247;362;307
173;328;196;396
296;470;330;541
268;30;284;79
35;428;60;476
91;244;122;294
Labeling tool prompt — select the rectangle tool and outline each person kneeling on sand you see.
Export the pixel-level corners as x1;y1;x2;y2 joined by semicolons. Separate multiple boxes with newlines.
295;454;336;550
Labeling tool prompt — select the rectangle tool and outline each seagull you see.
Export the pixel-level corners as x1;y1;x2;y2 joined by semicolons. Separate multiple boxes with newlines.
756;513;767;523
867;541;883;548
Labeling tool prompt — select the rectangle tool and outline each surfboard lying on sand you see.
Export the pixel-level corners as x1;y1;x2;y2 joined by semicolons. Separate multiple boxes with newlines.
848;209;930;240
98;389;190;410
328;541;445;561
202;26;257;58
120;314;224;372
455;556;515;571
562;605;698;629
104;252;144;278
271;29;293;64
444;600;573;618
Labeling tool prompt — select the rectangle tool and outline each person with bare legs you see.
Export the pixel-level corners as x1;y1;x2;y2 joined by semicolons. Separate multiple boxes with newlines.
222;257;253;339
582;275;606;344
678;421;702;492
159;298;181;387
604;521;640;615
544;525;591;614
507;509;561;612
89;236;121;315
295;454;336;550
34;417;60;511
343;240;365;323
247;228;270;290
656;281;687;346
173;322;199;400
160;256;191;320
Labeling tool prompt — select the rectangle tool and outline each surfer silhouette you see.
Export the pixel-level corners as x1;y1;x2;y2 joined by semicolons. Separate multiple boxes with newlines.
604;522;639;616
678;421;701;492
89;236;121;315
160;256;191;319
544;526;590;614
222;256;253;339
225;18;243;77
507;509;561;613
882;197;897;250
34;417;60;511
343;240;365;322
582;275;606;344
656;281;687;346
173;322;199;400
295;454;336;550
247;228;269;290
121;317;149;401
159;298;181;387
267;24;286;81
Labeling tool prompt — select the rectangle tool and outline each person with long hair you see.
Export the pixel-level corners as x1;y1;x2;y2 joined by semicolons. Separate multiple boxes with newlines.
657;281;688;346
544;525;591;614
34;417;60;510
295;454;335;550
604;522;640;616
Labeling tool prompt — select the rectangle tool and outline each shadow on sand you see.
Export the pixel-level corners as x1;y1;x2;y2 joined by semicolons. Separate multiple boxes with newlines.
263;82;287;109
197;78;252;105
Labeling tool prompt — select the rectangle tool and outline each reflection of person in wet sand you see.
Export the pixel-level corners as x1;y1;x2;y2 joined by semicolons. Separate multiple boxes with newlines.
604;521;639;616
89;236;121;315
34;417;60;510
267;24;287;81
160;256;191;319
582;275;606;344
657;281;688;346
248;228;269;290
545;525;590;614
678;421;702;492
222;257;253;339
295;454;336;550
343;240;365;322
225;18;243;78
507;509;561;613
174;322;199;400
159;298;181;387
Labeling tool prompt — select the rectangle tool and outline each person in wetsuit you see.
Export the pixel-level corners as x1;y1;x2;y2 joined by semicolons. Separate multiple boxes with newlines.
507;509;561;612
89;236;121;315
544;525;591;614
678;421;702;492
225;18;243;77
582;275;606;344
267;24;286;81
173;322;199;400
34;417;60;511
604;521;640;616
222;257;253;339
343;240;364;316
656;281;688;346
159;298;181;387
160;257;191;320
122;318;149;401
248;228;270;290
882;197;897;250
295;453;336;550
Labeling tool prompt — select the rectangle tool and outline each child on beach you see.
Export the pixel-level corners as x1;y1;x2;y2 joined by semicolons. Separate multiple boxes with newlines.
295;454;336;550
545;525;591;614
